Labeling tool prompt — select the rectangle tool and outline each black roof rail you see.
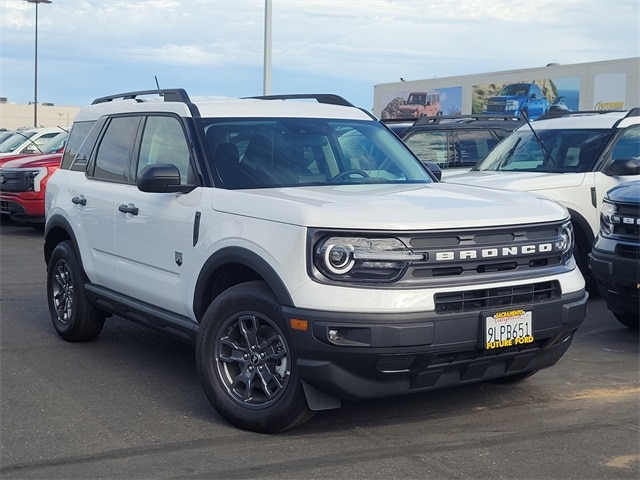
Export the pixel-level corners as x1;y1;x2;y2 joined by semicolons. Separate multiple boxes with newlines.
381;118;417;124
246;94;354;107
91;89;191;105
624;107;640;118
414;114;523;126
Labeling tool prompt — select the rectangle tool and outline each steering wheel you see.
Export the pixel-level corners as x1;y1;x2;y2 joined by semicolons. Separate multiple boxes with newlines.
331;169;369;181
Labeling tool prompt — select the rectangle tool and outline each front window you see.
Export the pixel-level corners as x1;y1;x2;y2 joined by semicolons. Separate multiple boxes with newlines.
498;84;530;97
473;128;611;173
202;118;432;189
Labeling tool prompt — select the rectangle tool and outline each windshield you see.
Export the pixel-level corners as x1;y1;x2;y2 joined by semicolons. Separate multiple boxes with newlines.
473;128;611;173
0;131;37;153
498;84;529;96
39;132;68;154
201;118;433;189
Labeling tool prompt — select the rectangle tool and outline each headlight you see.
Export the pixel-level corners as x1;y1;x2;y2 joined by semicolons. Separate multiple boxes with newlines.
25;168;48;192
599;200;616;235
506;100;520;110
555;221;574;261
314;236;423;282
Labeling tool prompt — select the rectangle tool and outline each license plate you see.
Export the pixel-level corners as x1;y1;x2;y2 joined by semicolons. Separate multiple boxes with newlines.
484;309;534;350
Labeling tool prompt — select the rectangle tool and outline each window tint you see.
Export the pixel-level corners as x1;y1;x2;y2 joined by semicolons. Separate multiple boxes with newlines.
455;130;498;167
475;129;611;173
137;116;191;183
203;118;430;189
61;121;96;170
93;116;140;182
611;125;640;161
404;131;448;166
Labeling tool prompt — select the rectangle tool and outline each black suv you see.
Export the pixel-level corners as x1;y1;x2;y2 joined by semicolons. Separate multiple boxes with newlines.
590;180;640;329
398;115;524;169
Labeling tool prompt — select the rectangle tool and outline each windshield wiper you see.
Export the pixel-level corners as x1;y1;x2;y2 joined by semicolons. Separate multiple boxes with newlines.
521;111;557;165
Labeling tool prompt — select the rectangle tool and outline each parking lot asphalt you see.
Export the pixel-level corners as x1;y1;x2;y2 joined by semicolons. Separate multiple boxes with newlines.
1;216;639;480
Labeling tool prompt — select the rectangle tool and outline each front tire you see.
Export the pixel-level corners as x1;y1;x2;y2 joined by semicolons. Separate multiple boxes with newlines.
47;240;105;342
196;281;313;433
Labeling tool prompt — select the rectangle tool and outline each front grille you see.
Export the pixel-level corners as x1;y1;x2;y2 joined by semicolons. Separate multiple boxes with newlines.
0;170;31;192
399;222;568;286
611;201;640;239
434;280;561;313
485;102;506;112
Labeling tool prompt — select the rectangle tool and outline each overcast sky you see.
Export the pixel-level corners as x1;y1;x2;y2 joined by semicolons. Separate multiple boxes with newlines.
1;0;639;111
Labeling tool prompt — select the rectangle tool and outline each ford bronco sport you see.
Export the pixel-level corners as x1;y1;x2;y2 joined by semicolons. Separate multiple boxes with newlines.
44;89;587;433
590;180;640;329
445;109;640;292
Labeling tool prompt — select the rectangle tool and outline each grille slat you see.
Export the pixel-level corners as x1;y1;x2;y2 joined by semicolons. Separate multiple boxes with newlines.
434;281;560;313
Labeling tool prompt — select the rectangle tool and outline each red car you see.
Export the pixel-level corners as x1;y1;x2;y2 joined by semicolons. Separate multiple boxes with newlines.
0;152;62;224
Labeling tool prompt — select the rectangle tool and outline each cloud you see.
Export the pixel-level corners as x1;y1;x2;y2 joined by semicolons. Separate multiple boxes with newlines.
1;0;638;110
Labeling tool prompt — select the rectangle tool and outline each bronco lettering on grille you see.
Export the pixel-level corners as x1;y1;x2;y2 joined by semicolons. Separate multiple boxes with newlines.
434;243;554;262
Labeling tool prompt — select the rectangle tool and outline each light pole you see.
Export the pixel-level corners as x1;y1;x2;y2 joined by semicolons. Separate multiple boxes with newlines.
263;0;272;95
25;0;52;128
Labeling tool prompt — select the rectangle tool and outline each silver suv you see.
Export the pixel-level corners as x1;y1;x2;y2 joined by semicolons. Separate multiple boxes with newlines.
44;89;587;432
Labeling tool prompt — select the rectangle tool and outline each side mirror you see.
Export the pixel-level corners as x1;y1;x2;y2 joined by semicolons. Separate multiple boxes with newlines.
610;157;640;176
137;164;195;193
422;160;442;181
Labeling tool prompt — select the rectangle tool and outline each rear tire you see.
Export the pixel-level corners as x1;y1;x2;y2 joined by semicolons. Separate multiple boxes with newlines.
196;280;313;433
47;241;105;342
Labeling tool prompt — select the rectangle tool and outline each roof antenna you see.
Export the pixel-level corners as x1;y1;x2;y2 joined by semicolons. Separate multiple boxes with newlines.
155;76;163;97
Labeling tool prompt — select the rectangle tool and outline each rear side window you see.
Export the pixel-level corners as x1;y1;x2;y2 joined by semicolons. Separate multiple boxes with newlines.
404;131;449;166
91;116;141;183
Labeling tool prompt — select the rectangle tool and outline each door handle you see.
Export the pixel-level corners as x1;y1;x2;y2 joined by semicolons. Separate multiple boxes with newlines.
118;204;139;215
71;196;86;206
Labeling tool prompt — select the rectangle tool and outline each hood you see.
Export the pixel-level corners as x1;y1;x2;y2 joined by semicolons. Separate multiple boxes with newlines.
0;153;35;167
398;104;419;111
0;153;62;170
211;182;568;230
444;170;586;191
488;95;522;101
606;180;640;204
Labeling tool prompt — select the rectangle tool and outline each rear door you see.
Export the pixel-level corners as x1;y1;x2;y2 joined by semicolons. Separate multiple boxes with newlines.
79;115;142;288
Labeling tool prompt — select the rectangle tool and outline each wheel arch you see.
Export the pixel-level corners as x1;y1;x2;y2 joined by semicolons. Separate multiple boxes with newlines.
193;246;294;323
566;207;595;255
43;214;80;267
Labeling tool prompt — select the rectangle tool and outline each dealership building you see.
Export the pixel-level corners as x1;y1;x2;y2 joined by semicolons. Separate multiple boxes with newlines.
373;57;639;119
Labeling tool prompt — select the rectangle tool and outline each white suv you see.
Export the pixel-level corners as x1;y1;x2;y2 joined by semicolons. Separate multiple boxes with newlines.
445;109;640;290
44;89;587;432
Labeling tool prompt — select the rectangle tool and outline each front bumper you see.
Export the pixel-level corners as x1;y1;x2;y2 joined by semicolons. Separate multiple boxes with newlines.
0;193;45;223
590;240;640;317
283;290;588;401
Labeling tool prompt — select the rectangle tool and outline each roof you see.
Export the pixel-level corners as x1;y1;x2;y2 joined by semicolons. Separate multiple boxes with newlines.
75;89;374;122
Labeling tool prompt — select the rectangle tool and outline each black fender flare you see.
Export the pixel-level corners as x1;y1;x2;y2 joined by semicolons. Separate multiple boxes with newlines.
43;214;82;267
566;208;595;254
193;246;294;322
